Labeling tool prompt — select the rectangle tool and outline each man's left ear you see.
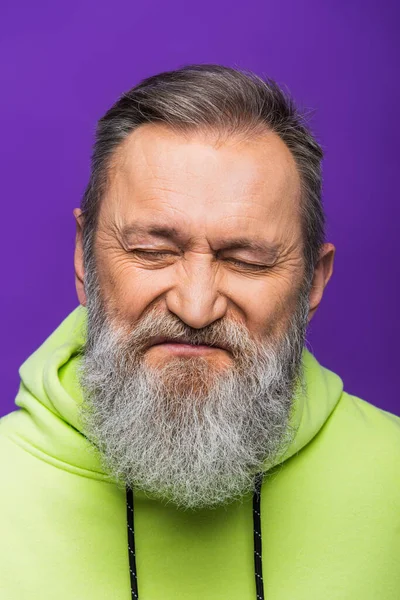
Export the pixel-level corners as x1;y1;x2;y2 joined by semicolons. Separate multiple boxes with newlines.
73;208;87;307
307;242;336;322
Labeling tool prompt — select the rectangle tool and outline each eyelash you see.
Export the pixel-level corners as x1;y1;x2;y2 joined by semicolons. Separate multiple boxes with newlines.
132;250;269;271
133;250;172;258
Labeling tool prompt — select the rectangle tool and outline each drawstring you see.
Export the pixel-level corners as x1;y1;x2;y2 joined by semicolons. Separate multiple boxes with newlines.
126;488;139;599
253;473;265;600
126;474;265;599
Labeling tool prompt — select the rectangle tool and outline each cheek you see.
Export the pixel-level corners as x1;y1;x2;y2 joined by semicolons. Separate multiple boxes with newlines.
228;277;297;335
97;256;171;320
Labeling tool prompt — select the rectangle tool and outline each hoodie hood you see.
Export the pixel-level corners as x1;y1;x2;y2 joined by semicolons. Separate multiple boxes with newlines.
2;306;344;480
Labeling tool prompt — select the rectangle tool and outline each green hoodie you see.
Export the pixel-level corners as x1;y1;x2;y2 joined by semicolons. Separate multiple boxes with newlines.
1;306;399;599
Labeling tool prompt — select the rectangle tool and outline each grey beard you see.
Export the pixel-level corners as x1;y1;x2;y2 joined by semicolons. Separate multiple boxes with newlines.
78;271;310;510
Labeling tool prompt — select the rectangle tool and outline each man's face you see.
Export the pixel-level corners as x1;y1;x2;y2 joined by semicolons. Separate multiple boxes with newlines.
91;124;304;363
75;125;320;509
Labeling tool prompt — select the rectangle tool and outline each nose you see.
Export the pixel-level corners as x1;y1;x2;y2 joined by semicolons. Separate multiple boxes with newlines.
165;257;228;329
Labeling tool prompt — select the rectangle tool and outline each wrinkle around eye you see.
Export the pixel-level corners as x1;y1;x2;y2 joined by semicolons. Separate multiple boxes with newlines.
126;246;286;278
129;250;273;271
128;249;180;268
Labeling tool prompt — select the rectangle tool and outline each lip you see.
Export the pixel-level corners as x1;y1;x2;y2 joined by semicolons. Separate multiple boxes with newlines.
145;336;230;353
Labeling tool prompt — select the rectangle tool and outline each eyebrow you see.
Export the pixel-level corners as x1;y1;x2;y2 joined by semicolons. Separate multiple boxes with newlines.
121;224;184;242
120;224;280;261
215;237;280;260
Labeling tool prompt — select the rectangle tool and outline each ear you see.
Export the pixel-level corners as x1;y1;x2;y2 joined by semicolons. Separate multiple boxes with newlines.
73;208;87;307
307;242;336;323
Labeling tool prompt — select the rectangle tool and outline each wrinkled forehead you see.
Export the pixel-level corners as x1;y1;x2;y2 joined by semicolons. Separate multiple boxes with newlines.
99;124;303;243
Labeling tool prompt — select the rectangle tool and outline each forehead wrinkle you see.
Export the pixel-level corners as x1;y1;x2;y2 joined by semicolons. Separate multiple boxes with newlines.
102;127;303;249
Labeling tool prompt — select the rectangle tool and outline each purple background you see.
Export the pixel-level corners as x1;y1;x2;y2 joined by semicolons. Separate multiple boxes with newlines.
1;1;399;417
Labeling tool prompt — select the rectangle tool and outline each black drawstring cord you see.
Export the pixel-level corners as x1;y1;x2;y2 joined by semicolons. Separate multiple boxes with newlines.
253;473;265;600
126;474;265;599
126;488;139;599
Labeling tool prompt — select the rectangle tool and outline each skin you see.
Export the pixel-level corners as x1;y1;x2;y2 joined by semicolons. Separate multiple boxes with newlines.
73;124;335;370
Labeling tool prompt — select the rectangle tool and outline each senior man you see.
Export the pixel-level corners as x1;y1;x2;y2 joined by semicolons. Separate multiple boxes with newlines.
1;65;399;600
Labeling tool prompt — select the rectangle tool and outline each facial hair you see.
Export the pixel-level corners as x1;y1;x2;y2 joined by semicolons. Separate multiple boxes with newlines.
78;266;311;510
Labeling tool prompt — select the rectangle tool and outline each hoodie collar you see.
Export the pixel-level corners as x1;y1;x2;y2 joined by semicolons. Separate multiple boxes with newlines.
11;306;343;479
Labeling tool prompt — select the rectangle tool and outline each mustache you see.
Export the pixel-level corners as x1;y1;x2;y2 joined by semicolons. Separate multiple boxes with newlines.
109;306;258;358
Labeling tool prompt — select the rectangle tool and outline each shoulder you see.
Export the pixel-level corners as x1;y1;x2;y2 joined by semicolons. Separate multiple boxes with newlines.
335;391;400;445
322;392;400;487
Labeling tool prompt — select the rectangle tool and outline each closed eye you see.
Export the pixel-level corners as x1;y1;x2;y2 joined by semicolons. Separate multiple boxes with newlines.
131;250;270;271
224;258;270;271
131;250;176;258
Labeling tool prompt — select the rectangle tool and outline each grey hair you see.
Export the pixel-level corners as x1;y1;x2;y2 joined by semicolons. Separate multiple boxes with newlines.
80;64;325;284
